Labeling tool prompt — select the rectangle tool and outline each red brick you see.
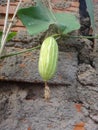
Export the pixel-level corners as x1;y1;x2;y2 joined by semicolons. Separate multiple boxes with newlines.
74;122;85;130
71;2;79;7
0;26;26;32
22;0;32;2
11;27;26;32
65;7;78;12
0;19;24;27
0;6;16;14
75;104;82;112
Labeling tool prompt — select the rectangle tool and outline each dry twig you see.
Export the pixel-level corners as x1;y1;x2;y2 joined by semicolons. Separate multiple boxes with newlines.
0;0;22;57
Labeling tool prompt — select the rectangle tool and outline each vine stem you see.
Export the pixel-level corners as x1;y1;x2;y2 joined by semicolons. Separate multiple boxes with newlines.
1;0;10;47
0;0;22;56
69;35;98;39
0;45;41;59
51;33;98;39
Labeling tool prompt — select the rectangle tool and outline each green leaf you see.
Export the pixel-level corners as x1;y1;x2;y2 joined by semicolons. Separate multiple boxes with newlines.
17;2;80;36
17;4;54;35
85;0;95;30
54;13;80;34
7;32;17;41
0;31;17;47
35;0;56;21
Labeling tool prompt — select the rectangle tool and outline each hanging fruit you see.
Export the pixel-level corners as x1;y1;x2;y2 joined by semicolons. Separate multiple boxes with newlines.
38;36;58;100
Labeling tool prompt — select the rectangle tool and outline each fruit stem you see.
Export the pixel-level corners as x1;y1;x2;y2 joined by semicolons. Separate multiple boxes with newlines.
44;81;50;100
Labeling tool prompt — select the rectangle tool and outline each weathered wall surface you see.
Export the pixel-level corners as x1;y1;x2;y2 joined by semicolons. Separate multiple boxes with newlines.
0;0;98;130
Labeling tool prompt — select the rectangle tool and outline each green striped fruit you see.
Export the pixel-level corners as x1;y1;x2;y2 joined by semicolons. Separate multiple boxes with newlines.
39;36;58;81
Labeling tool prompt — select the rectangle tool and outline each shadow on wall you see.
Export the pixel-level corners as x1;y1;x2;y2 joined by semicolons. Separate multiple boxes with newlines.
79;0;94;44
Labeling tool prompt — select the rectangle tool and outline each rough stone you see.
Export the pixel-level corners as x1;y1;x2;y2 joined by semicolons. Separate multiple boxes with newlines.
0;82;84;130
6;31;43;48
77;39;93;64
77;64;97;86
90;115;98;123
1;1;98;129
77;83;98;116
0;48;78;86
85;119;98;130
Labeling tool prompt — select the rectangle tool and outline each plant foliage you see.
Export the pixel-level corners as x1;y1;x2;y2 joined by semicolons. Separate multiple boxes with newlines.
17;1;80;35
85;0;95;30
0;31;17;47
